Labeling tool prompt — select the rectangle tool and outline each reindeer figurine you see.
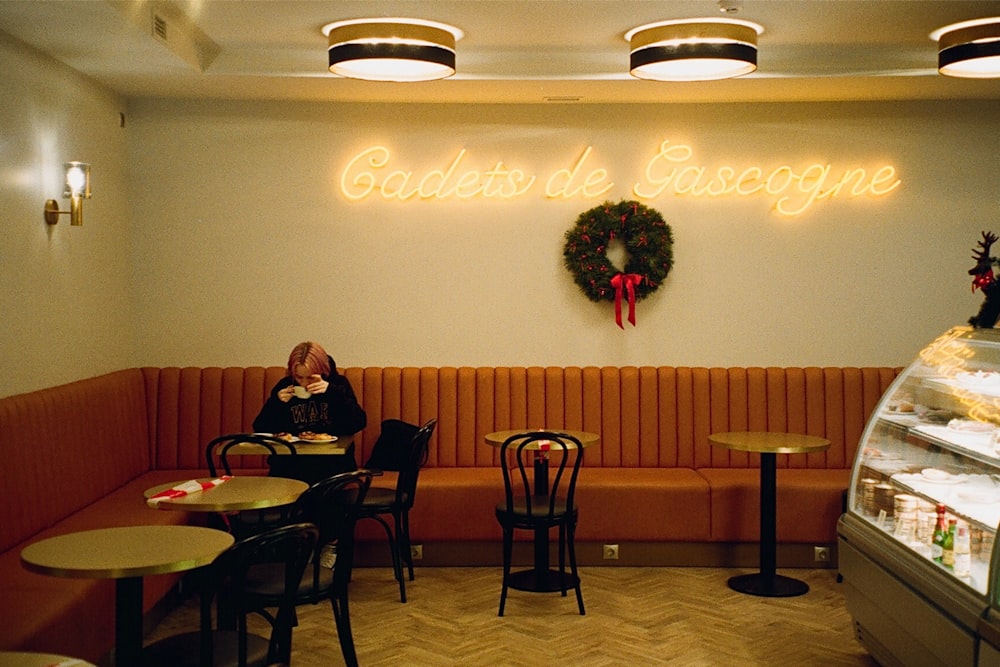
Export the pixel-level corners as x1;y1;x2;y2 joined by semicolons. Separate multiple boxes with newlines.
968;231;1000;328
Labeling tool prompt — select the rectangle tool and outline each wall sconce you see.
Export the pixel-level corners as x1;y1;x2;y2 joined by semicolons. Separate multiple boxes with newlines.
931;18;1000;78
321;18;463;82
626;18;764;81
43;162;91;226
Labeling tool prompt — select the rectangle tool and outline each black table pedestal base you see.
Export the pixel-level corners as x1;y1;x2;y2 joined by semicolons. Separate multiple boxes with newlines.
727;572;809;598
508;568;578;593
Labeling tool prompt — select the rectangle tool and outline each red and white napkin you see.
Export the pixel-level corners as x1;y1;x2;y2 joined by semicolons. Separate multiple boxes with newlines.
147;476;232;507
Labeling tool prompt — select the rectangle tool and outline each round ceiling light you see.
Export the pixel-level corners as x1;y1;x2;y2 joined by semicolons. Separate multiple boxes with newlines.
626;18;764;82
931;18;1000;78
322;18;463;82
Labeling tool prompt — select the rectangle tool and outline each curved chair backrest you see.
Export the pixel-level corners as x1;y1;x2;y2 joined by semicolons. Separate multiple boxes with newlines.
202;522;318;666
290;470;373;597
363;418;437;509
499;431;584;520
398;418;437;509
206;433;297;476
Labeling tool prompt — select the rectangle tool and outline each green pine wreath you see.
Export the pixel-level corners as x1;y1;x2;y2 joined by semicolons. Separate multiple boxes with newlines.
562;200;674;302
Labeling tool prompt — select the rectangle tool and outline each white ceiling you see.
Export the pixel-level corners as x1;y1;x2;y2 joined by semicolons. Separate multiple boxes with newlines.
3;0;1000;104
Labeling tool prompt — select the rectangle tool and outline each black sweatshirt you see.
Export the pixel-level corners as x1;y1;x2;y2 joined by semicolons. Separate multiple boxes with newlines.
252;357;367;436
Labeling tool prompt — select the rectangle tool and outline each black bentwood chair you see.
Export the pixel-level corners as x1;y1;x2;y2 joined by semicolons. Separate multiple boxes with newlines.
495;431;585;617
205;433;299;539
357;418;437;603
142;522;318;667
206;433;298;477
244;470;373;667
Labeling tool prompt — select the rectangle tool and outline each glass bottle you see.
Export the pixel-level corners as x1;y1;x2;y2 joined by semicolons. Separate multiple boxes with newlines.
954;522;972;578
942;518;957;569
931;504;948;563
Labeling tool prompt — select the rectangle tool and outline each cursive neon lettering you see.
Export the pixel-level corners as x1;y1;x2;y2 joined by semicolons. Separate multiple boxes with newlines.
704;166;735;196
379;169;412;200
545;146;614;199
735;167;765;195
340;146;390;200
631;140;693;199
774;163;831;216
416;148;468;199
339;141;900;215
869;165;901;195
632;141;899;215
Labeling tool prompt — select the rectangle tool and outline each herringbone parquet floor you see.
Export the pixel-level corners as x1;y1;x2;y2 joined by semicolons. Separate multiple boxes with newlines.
147;566;877;666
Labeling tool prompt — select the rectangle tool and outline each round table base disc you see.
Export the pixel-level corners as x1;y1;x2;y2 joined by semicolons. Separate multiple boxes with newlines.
727;573;809;598
508;568;579;593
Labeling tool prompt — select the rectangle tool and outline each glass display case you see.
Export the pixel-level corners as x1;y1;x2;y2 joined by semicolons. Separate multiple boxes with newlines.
839;326;1000;667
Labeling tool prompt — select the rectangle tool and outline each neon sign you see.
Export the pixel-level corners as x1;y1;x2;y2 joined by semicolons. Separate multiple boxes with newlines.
633;140;900;216
338;140;900;216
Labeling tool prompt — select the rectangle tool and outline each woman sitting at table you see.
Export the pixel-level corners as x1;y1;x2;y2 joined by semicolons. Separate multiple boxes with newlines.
253;341;367;485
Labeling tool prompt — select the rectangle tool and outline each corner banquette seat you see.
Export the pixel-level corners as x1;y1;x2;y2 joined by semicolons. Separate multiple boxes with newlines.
0;364;898;662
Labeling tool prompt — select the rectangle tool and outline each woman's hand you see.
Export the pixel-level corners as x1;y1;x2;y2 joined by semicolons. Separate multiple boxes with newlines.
306;374;329;394
278;386;295;402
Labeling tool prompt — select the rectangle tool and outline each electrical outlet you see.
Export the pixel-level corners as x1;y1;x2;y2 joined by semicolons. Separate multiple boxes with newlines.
814;546;830;562
410;544;423;560
603;544;619;560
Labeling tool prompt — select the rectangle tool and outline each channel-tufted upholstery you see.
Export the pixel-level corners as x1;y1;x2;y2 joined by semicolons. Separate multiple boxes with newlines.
0;364;899;662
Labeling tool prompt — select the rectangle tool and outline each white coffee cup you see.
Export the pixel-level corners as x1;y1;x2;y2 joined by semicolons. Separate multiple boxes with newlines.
293;386;311;399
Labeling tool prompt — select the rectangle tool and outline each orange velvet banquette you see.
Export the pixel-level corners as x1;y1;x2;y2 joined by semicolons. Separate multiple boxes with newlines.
0;364;898;662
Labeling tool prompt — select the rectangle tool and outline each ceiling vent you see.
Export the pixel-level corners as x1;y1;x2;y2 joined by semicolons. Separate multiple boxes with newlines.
152;12;168;43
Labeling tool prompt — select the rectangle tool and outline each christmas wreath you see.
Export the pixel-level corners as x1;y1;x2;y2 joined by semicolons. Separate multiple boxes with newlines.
562;200;674;327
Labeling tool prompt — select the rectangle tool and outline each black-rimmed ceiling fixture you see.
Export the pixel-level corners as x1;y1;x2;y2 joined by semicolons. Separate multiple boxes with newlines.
626;18;764;82
321;18;463;82
932;17;1000;78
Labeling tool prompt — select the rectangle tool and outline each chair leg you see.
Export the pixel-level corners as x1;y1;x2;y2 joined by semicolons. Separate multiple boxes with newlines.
558;523;568;598
331;592;359;667
365;515;406;602
567;521;585;615
271;606;297;665
391;511;408;603
400;509;415;581
498;527;514;617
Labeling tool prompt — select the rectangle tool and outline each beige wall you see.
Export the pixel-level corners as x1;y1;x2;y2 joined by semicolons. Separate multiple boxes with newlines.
0;34;135;397
3;30;1000;398
125;98;996;371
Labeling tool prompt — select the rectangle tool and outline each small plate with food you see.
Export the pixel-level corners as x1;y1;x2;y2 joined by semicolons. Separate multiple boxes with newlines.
296;431;338;443
920;468;963;484
947;418;996;444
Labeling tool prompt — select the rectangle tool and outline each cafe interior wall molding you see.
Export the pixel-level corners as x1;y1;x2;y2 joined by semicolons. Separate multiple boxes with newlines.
2;3;1000;398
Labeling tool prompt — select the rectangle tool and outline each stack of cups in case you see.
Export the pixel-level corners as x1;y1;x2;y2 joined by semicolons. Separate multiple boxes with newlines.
912;500;937;558
874;483;896;519
916;501;937;546
860;478;878;516
979;529;995;562
892;494;919;540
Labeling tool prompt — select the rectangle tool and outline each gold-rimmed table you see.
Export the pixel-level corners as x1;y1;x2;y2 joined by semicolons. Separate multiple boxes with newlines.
708;430;831;598
485;430;599;593
20;525;234;667
222;433;354;456
0;651;97;666
143;476;308;512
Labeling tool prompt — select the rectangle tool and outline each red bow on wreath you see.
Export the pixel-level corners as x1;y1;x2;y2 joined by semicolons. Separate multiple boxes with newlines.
611;273;642;328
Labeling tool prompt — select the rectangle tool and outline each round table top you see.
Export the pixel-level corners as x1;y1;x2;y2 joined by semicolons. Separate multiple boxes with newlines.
223;433;354;455
20;525;234;580
708;431;831;455
484;429;599;449
0;652;97;666
144;476;308;512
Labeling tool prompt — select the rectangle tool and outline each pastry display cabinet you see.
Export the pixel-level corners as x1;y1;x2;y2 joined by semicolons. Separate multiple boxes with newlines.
838;326;1000;667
